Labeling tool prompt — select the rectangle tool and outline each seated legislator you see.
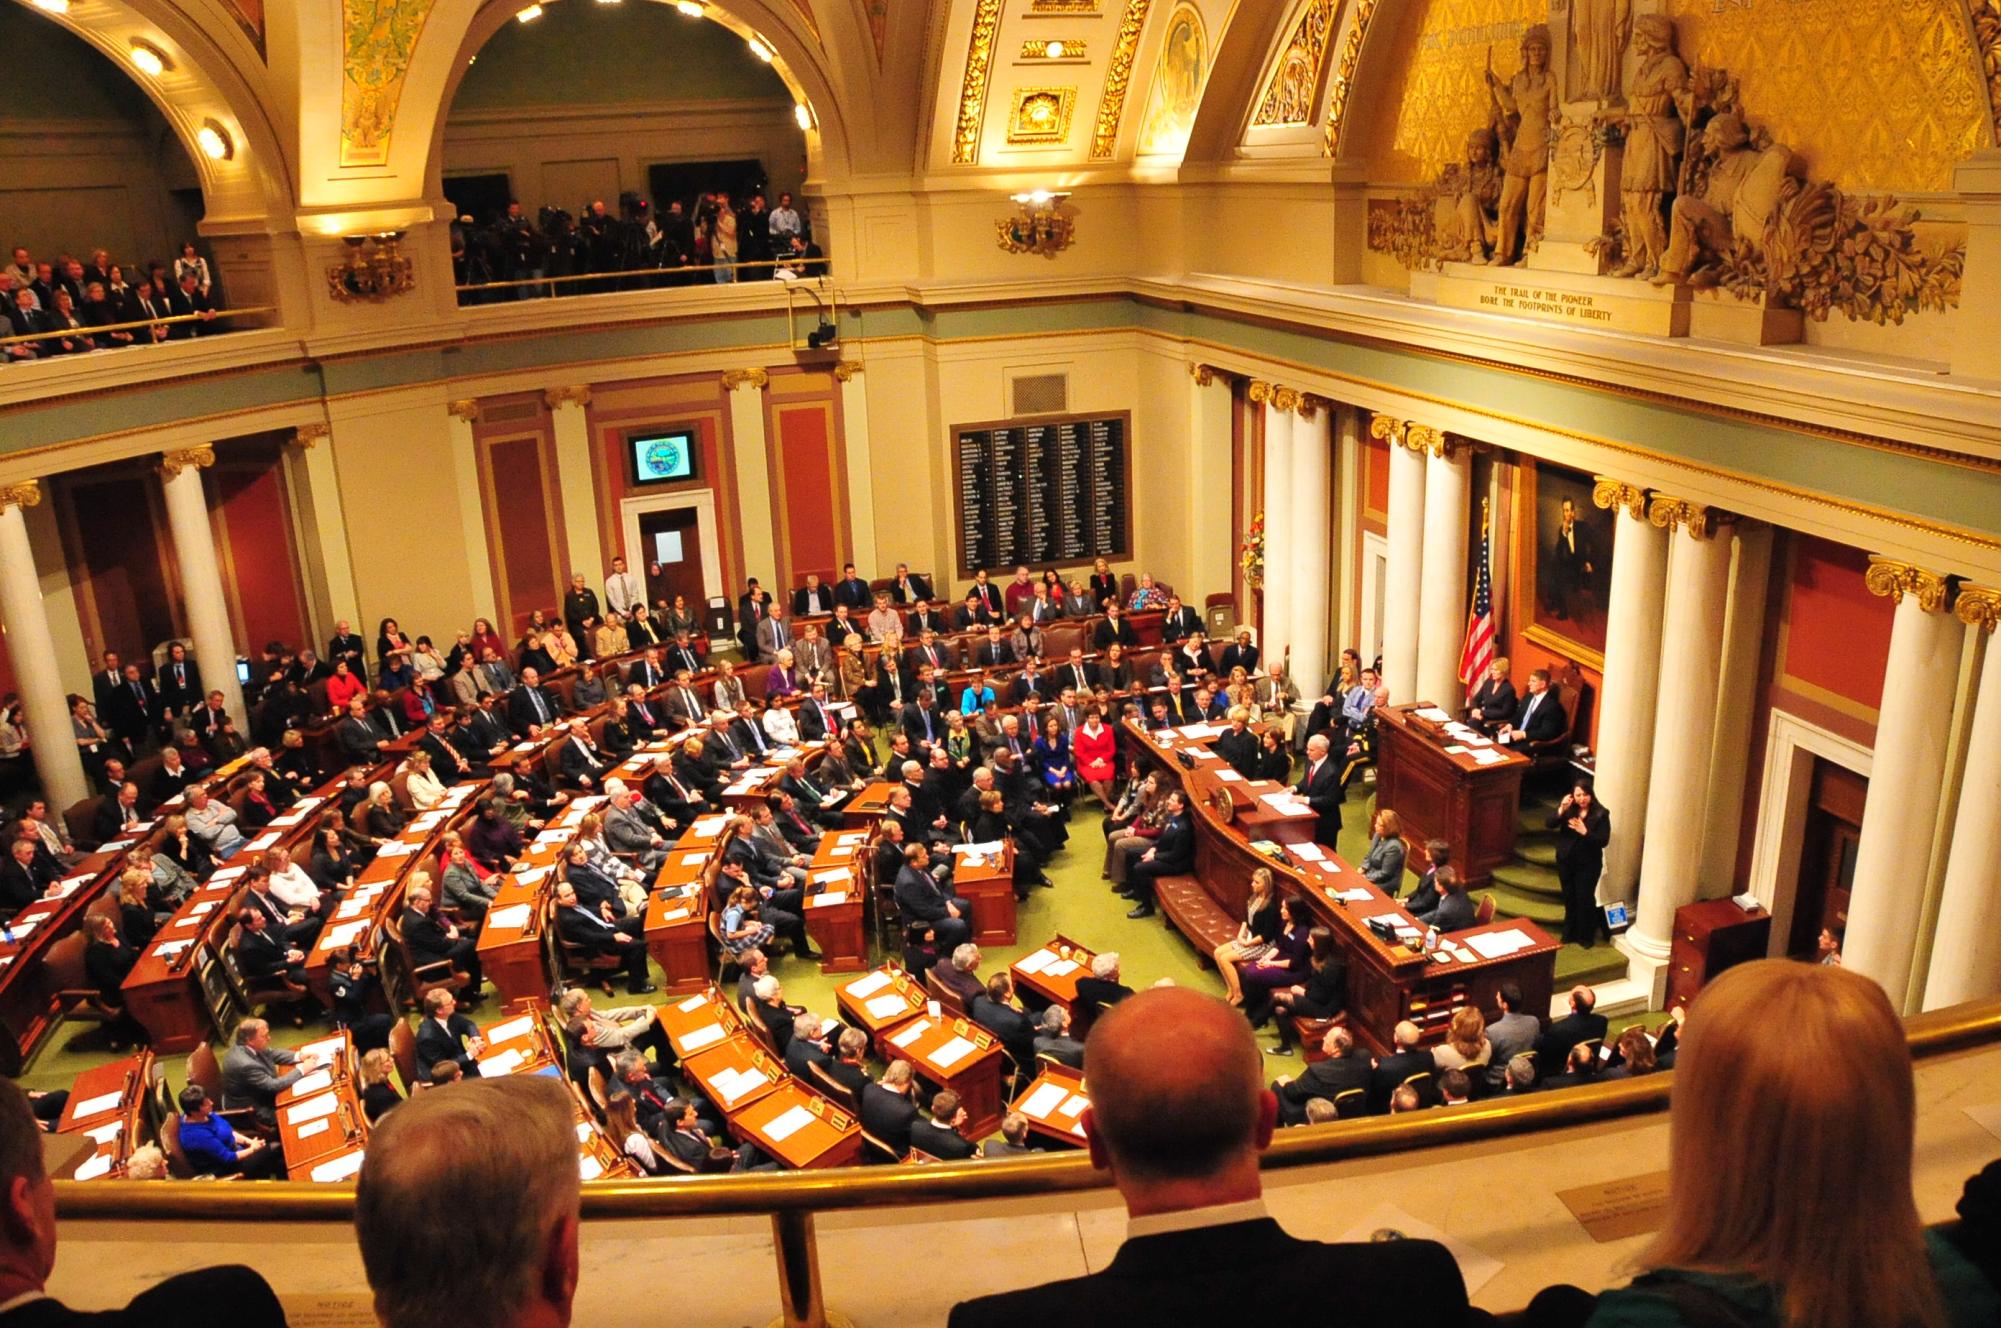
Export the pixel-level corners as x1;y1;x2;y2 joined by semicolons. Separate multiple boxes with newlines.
1123;789;1192;920
909;1090;979;1161
1561;962;2001;1328
356;1076;582;1328
177;1084;286;1179
947;988;1469;1327
414;988;485;1080
860;1058;921;1159
221;1016;325;1123
1465;657;1518;736
1496;667;1565;748
552;881;657;996
1271;1025;1372;1125
0;1078;288;1326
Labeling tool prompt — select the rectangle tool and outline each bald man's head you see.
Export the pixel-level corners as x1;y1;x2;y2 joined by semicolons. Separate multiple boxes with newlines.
1083;987;1272;1184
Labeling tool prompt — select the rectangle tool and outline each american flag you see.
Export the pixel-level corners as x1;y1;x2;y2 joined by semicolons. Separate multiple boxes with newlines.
1459;500;1497;686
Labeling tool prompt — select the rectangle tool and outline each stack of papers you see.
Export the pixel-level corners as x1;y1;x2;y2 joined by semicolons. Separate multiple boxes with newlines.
286;1094;337;1125
323;920;370;949
1466;929;1535;959
888;1019;930;1049
809;892;848;908
676;994;710;1013
846;971;893;998
487;1016;534;1042
477;1048;526;1077
866;994;911;1020
1020;1082;1068;1117
71;1089;125;1119
579;1154;604;1181
290;1069;334;1096
1043;958;1080;978
374;839;420;858
931;1036;978;1068
1414;707;1452;722
710;1066;768;1103
1015;949;1056;974
762;1104;817;1141
682;1023;725;1052
485;903;533;931
72;1153;115;1182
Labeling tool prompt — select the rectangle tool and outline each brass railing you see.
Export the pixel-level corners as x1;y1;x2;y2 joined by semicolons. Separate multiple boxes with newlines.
0;305;276;350
453;255;825;298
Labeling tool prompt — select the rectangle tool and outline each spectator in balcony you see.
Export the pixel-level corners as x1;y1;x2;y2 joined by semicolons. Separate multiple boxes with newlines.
174;241;212;297
710;190;739;283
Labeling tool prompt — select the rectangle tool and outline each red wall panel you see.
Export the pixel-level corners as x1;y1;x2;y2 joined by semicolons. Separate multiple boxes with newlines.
770;400;842;587
484;434;564;635
61;474;179;657
208;463;310;653
1778;536;1891;715
1364;434;1391;519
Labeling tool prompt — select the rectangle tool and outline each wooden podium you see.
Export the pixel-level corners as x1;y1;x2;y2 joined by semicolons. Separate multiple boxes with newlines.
1373;704;1530;889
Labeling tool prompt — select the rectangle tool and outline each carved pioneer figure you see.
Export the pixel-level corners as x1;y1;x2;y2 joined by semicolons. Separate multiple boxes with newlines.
1569;0;1631;103
1654;113;1796;286
1608;15;1687;278
1483;24;1558;266
1433;128;1504;262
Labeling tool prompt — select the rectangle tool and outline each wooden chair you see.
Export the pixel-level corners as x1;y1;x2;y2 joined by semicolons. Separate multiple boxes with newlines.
381;914;469;1011
1399;1070;1438;1107
584;1065;610;1116
648;1137;698;1174
64;796;105;851
551;893;622;995
859;1128;904;1165
925;968;967;1018
1473;894;1497;926
222;925;315;1027
741;996;779;1053
388;1018;420;1091
185;1041;268;1138
40;932;122;1041
805;1060;860;1111
159;1113;198;1179
1528;663;1591;775
1332;1087;1367;1119
707;910;741;989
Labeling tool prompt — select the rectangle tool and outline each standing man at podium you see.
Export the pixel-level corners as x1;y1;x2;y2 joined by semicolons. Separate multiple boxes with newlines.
1295;734;1344;845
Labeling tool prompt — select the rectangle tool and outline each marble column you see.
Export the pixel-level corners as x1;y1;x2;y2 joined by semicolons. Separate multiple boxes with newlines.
1187;366;1236;614
284;423;360;650
1287;399;1333;694
724;369;777;582
1923;586;2001;1009
544;387;605;585
1587;480;1669;907
1414;439;1472;709
1845;559;1963;1009
158;446;247;727
1375;416;1428;704
0;484;89;810
1257;392;1296;672
444;402;500;628
1627;500;1734;983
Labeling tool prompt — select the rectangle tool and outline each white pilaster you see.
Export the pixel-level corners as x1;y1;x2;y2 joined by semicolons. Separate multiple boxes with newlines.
545;387;604;585
1923;588;2001;1009
1415;442;1471;709
287;424;361;639
1625;501;1734;1001
1844;560;1963;1010
444;403;499;627
1287;403;1333;692
1698;524;1773;890
0;486;89;810
1378;417;1427;704
836;365;879;577
158;448;247;727
725;370;778;584
1587;481;1669;907
1258;397;1296;673
1331;405;1364;651
1187;367;1236;614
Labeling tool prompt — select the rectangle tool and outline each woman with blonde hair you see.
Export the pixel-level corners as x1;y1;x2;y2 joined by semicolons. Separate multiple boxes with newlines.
1583;960;1995;1328
1212;866;1281;1005
1430;1005;1489;1073
1359;807;1407;890
358;1046;403;1123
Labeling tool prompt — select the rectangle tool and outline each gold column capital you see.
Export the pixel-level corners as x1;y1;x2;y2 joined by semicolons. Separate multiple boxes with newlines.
1591;477;1650;521
1367;414;1462;457
1247;379;1274;405
543;386;592;410
721;368;770;393
0;480;42;513
831;362;862;383
1647;494;1730;540
1865;556;1954;613
445;399;480;422
290;423;329;449
1269;386;1303;414
159;444;217;482
1955;583;2001;632
1188;362;1216;387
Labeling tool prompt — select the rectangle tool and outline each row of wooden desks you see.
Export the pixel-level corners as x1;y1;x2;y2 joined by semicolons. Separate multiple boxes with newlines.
54;1050;155;1180
1010;1063;1090;1148
834;966;1007;1137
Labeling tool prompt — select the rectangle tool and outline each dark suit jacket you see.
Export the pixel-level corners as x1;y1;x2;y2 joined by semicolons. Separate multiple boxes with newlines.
947;1218;1469;1328
1370;1049;1438;1113
1512;688;1567;745
968;994;1037;1066
1219;643;1260;676
0;1265;288;1328
415;1012;481;1078
1092;618;1139;649
507;685;561;735
833;577;873;609
1213;727;1260;779
1467;676;1517;724
93;800;140;845
1160;606;1201;641
859;1083;918;1155
1535;1010;1609;1071
1276;1054;1372;1123
1295;755;1345;845
157;658;204;714
1073;975;1134;1015
909;1118;978;1160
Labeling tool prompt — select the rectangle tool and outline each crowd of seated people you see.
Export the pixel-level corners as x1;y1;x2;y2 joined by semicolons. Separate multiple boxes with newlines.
2;241;220;361
451;187;826;302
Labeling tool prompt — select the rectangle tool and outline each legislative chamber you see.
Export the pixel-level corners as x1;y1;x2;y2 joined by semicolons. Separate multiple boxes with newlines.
0;0;1998;1323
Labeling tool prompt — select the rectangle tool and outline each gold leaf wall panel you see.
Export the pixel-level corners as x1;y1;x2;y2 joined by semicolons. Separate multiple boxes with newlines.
341;0;436;168
1368;0;1540;182
1667;0;1984;194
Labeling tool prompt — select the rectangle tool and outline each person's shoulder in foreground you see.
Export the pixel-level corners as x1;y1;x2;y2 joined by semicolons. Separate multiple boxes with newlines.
946;987;1472;1328
0;1078;287;1328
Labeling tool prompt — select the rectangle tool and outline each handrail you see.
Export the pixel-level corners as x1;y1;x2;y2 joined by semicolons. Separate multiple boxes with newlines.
53;993;2001;1220
454;256;825;296
0;306;275;350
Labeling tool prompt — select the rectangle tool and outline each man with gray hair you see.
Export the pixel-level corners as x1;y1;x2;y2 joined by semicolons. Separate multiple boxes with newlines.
1033;1004;1085;1069
556;987;671;1066
1271;1025;1371;1126
936;942;984;1006
221;1015;325;1125
357;1076;580;1328
0;1077;286;1324
947;988;1468;1327
1073;951;1133;1017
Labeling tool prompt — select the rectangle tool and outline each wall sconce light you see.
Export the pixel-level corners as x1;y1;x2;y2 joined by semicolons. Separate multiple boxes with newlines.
793;103;813;131
326;232;417;304
128;40;171;76
998;190;1074;257
673;0;703;13
196;120;234;161
515;3;543;21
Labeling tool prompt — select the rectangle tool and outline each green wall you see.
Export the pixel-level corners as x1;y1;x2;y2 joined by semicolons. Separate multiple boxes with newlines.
452;3;789;110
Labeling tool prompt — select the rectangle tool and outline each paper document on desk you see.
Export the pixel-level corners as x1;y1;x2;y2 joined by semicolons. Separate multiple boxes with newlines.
763;1105;817;1142
846;970;893;999
290;1070;334;1097
286;1094;338;1125
681;1023;725;1052
867;994;911;1020
210;866;247;882
85;1120;123;1144
676;994;709;1014
72;1090;124;1120
299;1036;347;1061
1015;949;1055;975
1471;748;1509;766
477;1048;525;1077
690;817;726;839
374;839;419;858
930;1036;977;1069
959;841;1005;856
1020;1082;1068;1117
811;892;848;907
296;1119;331;1140
487;1016;534;1043
1290;841;1325;862
485;903;533;931
311;1151;366;1183
246;833;281;853
323;920;370;949
72;1153;114;1182
1260;793;1308;813
717;1068;768;1103
888;1019;930;1049
1215;769;1244;782
812;868;850;885
1333;887;1373;903
1414;707;1452;722
578;1154;603;1182
1043;959;1080;978
1057;1094;1088;1117
1466;929;1534;959
155;939;193;958
836;832;869;846
820;790;848;807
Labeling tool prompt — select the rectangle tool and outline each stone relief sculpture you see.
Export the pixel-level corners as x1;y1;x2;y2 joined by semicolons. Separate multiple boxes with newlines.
1653;112;1792;286
1604;14;1685;279
1483;24;1558;266
1433;129;1504;263
1567;0;1630;103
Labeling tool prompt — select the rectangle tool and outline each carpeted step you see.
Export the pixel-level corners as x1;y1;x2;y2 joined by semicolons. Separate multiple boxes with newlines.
1517;801;1560;835
1555;946;1629;987
1483;885;1565;927
1515;838;1560;868
1492;860;1564;899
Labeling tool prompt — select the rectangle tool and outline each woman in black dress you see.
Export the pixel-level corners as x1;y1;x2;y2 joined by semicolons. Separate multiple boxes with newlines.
1550;776;1611;946
1268;928;1347;1055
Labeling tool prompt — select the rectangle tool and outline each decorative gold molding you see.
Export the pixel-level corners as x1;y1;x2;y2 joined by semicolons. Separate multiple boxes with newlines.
1955;583;2001;632
952;0;1006;163
159;444;217;482
1367;413;1466;458
543;386;592;410
445;399;480;422
831;362;863;383
1007;87;1077;144
1864;556;1954;613
0;480;42;513
1089;0;1151;159
1249;380;1329;417
1647;494;1728;540
1029;0;1098;10
1019;38;1087;60
1322;0;1380;158
721;369;771;393
289;423;330;449
1591;477;1650;521
1967;3;2001;148
1189;362;1216;387
1252;0;1337;127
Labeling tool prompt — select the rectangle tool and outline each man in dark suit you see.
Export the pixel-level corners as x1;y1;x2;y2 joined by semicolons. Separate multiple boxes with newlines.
949;989;1469;1328
1272;1025;1372;1125
833;563;872;610
91;781;144;844
0;1077;288;1327
1125;791;1193;919
1498;667;1565;749
328;620;366;681
909;1090;979;1160
967;972;1037;1067
104;664;159;750
965;571;1004;622
155;642;204;719
795;685;838;742
414;988;485;1080
888;564;932;604
1535;985;1608;1070
1073;954;1136;1016
736;579;769;655
1033;1005;1085;1068
506;667;561;736
793;574;834;617
859;1059;922;1156
1369;1020;1436;1114
893;842;970;947
1092;605;1139;650
553;881;656;996
1294;734;1344;845
1159;595;1201;642
1218;629;1260;677
555;721;609;790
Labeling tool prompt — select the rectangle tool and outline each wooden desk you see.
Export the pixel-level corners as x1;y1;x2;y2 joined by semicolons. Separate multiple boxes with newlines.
729;1080;862;1170
0;860;118;1077
1009;935;1098;1011
1373;703;1530;888
801;848;866;974
656;984;748;1059
681;1034;785;1116
949;840;1017;946
57;1053;149;1136
643;820;719;997
842;782;897;829
1010;1063;1089;1149
834;966;926;1040
878;1012;1005;1137
476;872;551;1007
277;1085;366;1175
275;1032;355;1110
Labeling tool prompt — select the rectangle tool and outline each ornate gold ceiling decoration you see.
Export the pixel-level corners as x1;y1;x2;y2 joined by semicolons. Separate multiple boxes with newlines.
778;0;819;39
1020;37;1087;59
1251;0;1339;127
1009;86;1077;144
1321;0;1380;158
1373;0;1538;183
952;0;1007;163
1029;0;1100;11
1137;2;1206;156
340;0;436;168
1977;4;2001;144
1089;0;1152;158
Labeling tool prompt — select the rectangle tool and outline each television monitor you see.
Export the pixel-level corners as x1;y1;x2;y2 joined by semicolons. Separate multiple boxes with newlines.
628;429;698;485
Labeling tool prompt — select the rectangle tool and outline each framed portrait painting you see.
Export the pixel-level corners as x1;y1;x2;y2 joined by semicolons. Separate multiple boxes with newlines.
1518;460;1614;668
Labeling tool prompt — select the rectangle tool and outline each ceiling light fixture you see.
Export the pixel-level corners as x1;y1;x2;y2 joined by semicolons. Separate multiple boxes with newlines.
196;120;234;161
674;0;702;14
746;35;774;62
515;3;543;21
793;103;812;131
1045;40;1066;58
29;0;70;14
128;40;170;76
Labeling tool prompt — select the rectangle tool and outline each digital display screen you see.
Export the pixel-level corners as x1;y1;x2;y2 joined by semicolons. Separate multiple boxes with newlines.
629;430;697;485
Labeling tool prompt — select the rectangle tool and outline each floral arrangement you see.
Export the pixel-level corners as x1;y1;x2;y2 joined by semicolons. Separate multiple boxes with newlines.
1239;510;1266;589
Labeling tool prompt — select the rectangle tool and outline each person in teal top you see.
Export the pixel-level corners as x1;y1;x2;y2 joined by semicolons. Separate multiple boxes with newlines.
1584;960;2001;1328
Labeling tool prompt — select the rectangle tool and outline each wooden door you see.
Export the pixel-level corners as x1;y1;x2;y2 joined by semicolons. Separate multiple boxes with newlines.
1786;759;1866;958
640;507;706;613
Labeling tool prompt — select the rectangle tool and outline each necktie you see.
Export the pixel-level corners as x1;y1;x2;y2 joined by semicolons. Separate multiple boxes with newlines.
532;690;548;722
132;681;145;710
681;689;696;716
923;711;934;741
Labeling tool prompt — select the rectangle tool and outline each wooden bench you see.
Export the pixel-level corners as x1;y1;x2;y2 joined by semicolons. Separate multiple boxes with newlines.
1154;874;1235;963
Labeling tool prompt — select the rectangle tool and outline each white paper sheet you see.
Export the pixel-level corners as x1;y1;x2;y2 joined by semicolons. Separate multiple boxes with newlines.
1414;707;1452;722
1019;1082;1067;1118
246;832;281;852
930;1036;977;1069
888;1019;930;1049
323;920;370;949
84;1120;123;1144
154;939;194;957
762;1104;817;1142
485;903;533;930
289;1070;333;1097
681;1023;725;1052
810;891;849;908
845;970;893;998
298;1036;348;1061
1014;949;1056;975
716;1068;768;1103
296;1118;332;1140
1043;959;1080;978
486;1015;534;1043
1290;841;1325;861
71;1090;124;1119
812;868;850;885
865;994;910;1020
477;1048;525;1077
1215;769;1244;782
1471;748;1509;766
676;994;709;1013
73;1153;114;1181
579;1154;604;1181
1466;929;1534;959
310;1151;366;1183
286;1094;337;1125
1057;1094;1088;1117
